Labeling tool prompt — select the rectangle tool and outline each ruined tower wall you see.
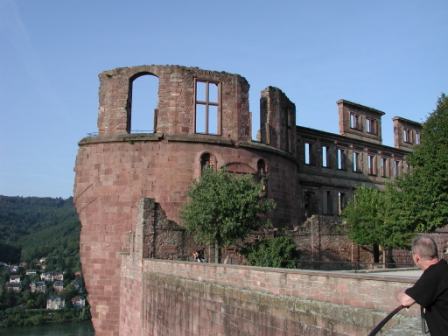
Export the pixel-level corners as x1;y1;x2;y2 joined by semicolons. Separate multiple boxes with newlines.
97;65;251;141
75;137;298;335
260;87;296;155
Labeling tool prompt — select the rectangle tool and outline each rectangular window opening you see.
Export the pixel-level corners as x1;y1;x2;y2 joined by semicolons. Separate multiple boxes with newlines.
368;155;376;175
352;152;360;172
325;191;333;215
403;128;412;143
195;80;220;135
393;160;400;177
350;113;359;130
338;192;345;215
337;148;345;170
366;118;377;135
304;142;312;165
380;157;388;177
322;145;329;168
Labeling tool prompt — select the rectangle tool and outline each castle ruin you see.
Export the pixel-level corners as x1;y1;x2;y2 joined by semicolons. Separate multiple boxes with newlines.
74;65;421;335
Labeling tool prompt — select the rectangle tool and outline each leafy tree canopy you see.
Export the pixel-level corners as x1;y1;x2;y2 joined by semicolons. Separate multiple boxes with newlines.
243;236;298;268
342;185;413;249
181;168;275;262
396;94;448;232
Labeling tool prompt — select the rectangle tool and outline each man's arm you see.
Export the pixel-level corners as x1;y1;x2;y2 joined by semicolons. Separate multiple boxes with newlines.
397;289;416;307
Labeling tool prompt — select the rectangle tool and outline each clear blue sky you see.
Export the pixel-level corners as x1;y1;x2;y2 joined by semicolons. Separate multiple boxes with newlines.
1;0;447;198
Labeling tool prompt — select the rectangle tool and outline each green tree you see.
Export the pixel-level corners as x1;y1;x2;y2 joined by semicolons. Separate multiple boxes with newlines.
342;185;414;265
395;94;448;232
243;236;298;268
181;168;275;263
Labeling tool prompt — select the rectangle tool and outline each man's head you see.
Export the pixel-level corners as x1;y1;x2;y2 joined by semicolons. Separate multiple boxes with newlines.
412;236;439;269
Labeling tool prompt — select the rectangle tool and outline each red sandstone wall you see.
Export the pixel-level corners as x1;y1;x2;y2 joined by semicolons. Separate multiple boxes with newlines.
116;206;420;336
119;257;420;336
141;260;418;314
74;137;298;335
97;65;251;142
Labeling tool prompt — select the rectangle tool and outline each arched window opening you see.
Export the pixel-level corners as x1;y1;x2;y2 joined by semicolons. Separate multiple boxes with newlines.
200;153;217;173
130;74;158;134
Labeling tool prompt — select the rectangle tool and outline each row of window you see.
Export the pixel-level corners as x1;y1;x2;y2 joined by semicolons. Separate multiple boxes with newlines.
349;112;378;135
402;127;420;145
304;142;403;177
304;190;347;217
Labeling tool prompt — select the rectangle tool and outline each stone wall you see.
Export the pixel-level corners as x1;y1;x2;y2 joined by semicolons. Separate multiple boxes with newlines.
122;249;421;335
97;65;251;141
294;215;384;268
117;206;421;336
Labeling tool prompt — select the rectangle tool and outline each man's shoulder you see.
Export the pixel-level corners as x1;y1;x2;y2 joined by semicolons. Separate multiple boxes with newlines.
424;259;448;278
434;259;448;269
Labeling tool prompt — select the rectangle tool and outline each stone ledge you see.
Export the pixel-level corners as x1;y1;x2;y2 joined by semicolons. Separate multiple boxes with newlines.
142;258;417;284
78;132;164;145
78;133;299;166
165;134;234;146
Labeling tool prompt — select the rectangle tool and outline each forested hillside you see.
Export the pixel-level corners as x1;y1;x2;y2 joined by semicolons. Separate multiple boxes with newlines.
0;196;80;271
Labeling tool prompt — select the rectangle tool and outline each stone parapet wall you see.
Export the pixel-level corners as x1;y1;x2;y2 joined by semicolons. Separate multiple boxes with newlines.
141;259;417;314
119;255;420;335
118;211;421;335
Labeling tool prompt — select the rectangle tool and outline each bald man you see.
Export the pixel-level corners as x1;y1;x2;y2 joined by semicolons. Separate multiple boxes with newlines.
397;236;448;335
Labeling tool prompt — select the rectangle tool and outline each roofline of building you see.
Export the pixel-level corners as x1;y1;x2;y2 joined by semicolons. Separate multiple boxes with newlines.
392;116;422;127
337;99;386;116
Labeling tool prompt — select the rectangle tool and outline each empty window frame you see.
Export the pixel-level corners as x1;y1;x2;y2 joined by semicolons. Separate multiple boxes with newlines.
415;131;420;144
366;118;377;135
321;145;330;168
304;142;313;165
380;157;388;177
130;74;159;133
352;152;361;172
325;190;333;215
195;80;220;135
257;159;266;178
403;128;414;143
350;113;360;130
304;191;316;217
368;154;376;175
337;192;345;215
337;148;346;170
392;160;400;177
